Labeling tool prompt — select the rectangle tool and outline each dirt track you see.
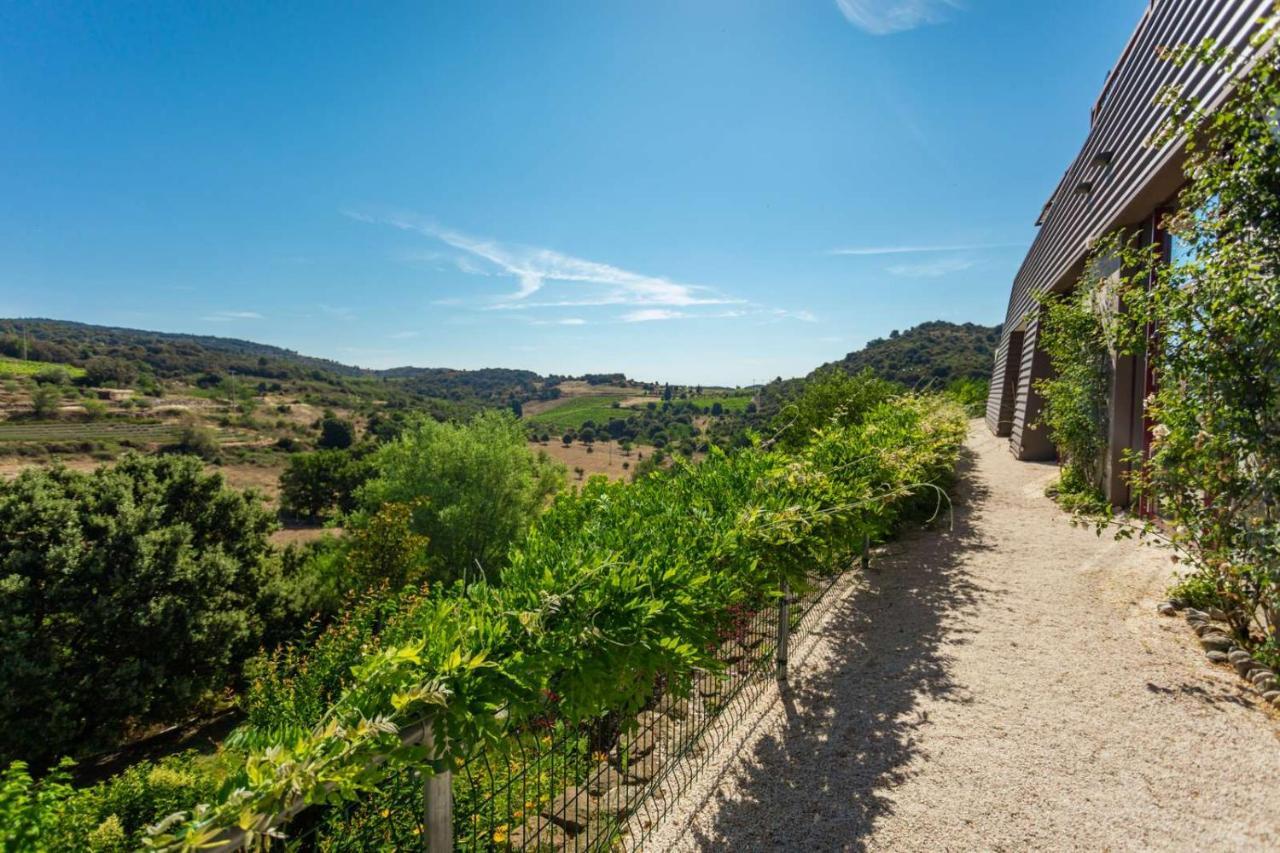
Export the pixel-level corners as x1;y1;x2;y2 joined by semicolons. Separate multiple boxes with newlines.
650;423;1280;852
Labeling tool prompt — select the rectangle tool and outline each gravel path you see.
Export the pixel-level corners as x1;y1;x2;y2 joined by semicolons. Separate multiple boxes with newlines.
648;423;1280;852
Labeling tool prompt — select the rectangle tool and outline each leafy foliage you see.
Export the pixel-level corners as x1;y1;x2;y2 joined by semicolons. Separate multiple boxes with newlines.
132;394;964;850
355;410;565;582
771;367;897;451
1034;279;1111;504
279;449;372;521
1100;31;1280;646
0;455;285;766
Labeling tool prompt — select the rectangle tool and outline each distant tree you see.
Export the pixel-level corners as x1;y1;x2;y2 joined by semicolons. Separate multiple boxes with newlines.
578;427;596;443
662;383;673;402
710;402;723;416
32;367;68;386
509;398;523;418
30;385;60;418
561;433;573;446
318;416;355;449
171;420;221;462
83;356;137;388
280;449;372;521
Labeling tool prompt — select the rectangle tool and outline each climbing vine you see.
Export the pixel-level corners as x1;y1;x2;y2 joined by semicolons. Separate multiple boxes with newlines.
1034;271;1113;510
1103;25;1280;648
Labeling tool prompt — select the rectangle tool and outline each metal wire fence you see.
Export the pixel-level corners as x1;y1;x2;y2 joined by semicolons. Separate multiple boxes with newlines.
239;566;852;852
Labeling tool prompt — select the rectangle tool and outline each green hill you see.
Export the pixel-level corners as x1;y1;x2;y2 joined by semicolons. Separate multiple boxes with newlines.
824;321;1000;387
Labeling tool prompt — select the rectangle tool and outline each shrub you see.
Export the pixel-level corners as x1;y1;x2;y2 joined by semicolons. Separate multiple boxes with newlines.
1098;34;1280;645
0;454;282;766
278;449;371;521
317;415;355;450
773;367;896;450
170;420;221;462
29;385;60;418
82;356;137;388
1034;279;1111;504
944;376;989;418
31;367;68;386
355;411;564;582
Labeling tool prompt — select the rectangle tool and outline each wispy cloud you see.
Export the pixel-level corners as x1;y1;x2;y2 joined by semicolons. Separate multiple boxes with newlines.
319;304;356;319
531;317;588;326
388;330;420;340
886;256;974;277
828;241;1019;257
348;209;738;310
621;309;686;323
835;0;963;35
203;310;263;321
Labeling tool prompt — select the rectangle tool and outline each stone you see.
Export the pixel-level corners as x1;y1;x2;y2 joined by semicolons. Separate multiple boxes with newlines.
1199;635;1233;652
1263;690;1280;704
1273;695;1280;709
1194;622;1223;638
1157;602;1177;616
1206;650;1230;663
1235;659;1259;678
1228;649;1253;664
1184;608;1211;622
1208;607;1229;621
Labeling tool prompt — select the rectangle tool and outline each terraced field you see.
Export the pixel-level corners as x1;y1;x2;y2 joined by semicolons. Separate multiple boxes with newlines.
0;420;259;445
0;421;181;443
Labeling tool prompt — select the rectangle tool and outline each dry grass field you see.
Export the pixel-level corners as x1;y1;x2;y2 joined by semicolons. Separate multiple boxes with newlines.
530;438;645;481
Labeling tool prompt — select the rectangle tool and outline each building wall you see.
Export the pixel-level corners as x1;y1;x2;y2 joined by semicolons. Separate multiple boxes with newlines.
986;0;1275;462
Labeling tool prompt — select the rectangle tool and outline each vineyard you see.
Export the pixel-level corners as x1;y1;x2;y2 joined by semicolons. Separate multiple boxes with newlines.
0;421;255;445
527;395;629;430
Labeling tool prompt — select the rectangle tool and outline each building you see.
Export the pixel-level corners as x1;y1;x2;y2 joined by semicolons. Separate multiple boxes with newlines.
985;0;1275;505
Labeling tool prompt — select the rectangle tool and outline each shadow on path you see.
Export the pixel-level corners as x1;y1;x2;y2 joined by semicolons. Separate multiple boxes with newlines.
689;449;993;851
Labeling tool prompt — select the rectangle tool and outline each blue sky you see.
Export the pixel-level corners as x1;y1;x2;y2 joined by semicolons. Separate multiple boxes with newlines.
1;0;1145;385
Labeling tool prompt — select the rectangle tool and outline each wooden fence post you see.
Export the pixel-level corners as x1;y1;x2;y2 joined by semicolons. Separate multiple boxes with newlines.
423;722;453;852
861;530;870;571
777;580;790;681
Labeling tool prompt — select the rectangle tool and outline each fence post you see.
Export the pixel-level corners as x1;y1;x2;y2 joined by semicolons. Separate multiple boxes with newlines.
777;580;790;681
423;722;453;852
861;530;870;572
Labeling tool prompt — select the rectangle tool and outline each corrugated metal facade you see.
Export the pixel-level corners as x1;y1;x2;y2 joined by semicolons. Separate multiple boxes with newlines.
985;0;1274;457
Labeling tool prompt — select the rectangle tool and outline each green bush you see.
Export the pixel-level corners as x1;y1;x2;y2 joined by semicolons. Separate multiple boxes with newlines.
170;420;221;462
355;410;564;582
278;448;372;521
1098;33;1280;645
944;377;988;418
772;367;897;450
1035;279;1111;508
0;752;229;852
0;454;283;766
317;415;355;450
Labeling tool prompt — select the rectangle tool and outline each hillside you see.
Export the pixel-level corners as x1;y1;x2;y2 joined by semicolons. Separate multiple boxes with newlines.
822;321;1000;387
0;319;563;409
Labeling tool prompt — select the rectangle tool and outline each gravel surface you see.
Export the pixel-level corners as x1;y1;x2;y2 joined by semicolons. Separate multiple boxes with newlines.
647;424;1280;852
